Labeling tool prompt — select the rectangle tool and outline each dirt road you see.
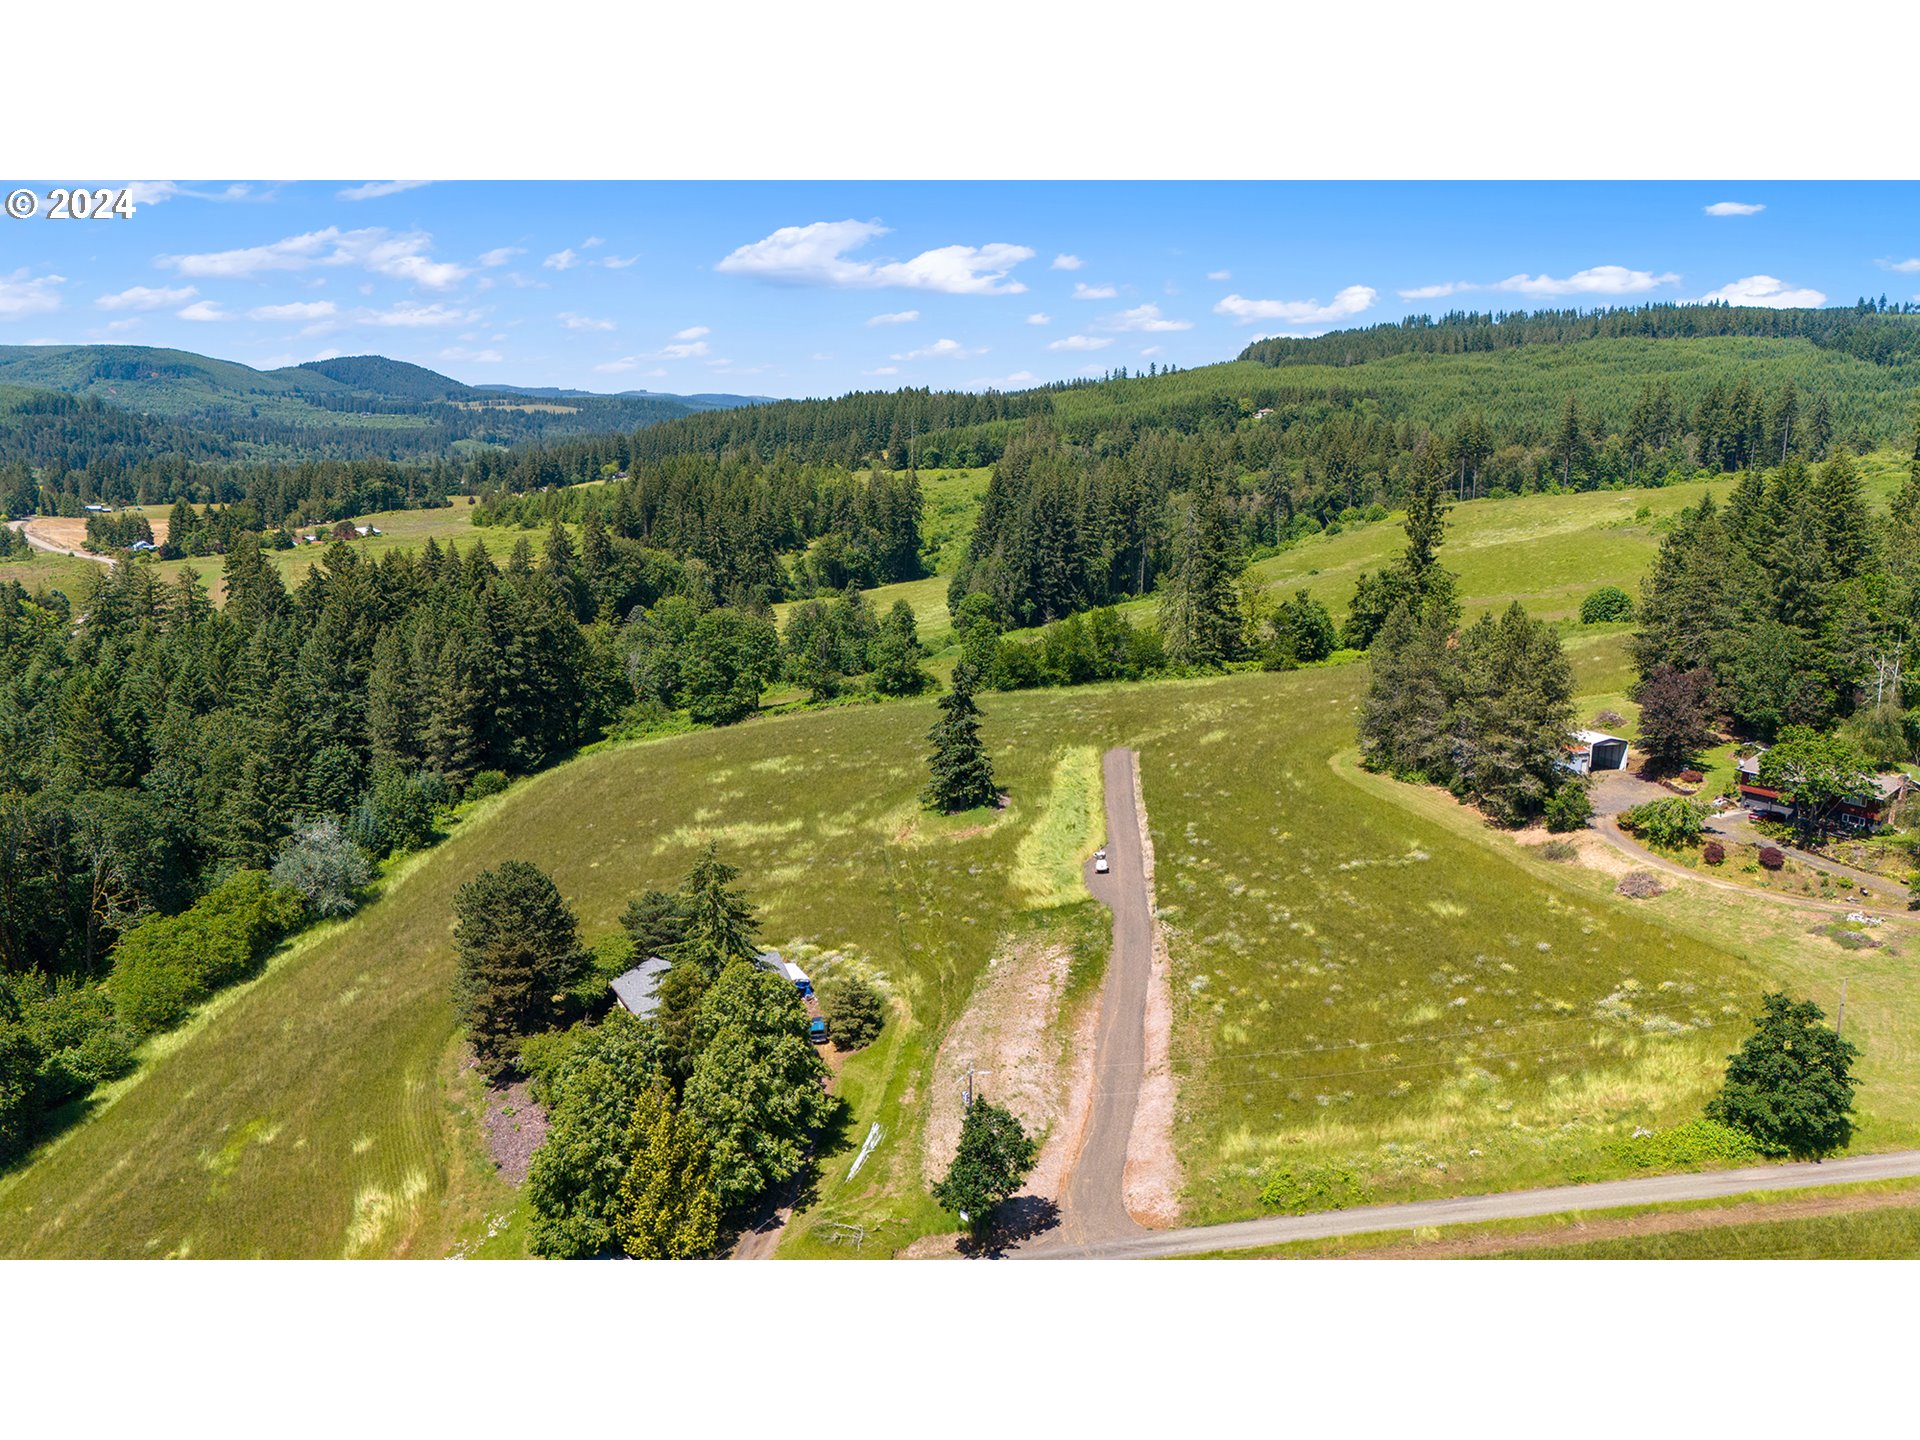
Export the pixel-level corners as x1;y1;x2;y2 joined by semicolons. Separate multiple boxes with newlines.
1025;1149;1920;1259
9;516;114;565
1022;747;1155;1251
1594;815;1910;918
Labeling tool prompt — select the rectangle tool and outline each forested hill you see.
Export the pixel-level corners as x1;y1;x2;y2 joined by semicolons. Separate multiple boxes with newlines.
0;346;754;462
1236;303;1920;369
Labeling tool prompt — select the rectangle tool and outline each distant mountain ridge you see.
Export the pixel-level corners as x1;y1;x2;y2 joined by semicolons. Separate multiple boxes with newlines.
0;345;770;462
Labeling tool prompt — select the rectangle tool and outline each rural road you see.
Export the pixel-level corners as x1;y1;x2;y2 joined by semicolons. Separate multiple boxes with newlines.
1027;1149;1920;1259
1023;747;1154;1252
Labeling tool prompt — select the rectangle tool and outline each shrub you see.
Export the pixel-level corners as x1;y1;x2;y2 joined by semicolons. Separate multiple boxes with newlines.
466;769;509;802
1259;1163;1371;1214
1702;840;1726;865
1616;870;1666;899
824;974;887;1052
1593;709;1625;728
348;766;439;857
271;817;374;918
108;871;304;1035
1543;783;1593;833
1758;846;1786;871
1677;769;1705;785
1580;585;1634;624
1620;796;1707;849
1609;1118;1759;1171
1536;840;1578;862
1909;874;1919;911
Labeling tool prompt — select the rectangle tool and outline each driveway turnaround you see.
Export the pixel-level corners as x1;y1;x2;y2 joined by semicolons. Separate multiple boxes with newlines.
1026;1149;1920;1259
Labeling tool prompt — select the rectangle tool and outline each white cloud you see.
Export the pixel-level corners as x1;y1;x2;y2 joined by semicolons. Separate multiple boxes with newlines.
120;181;256;207
0;269;66;320
177;300;229;322
159;226;468;289
1214;285;1377;327
1139;346;1164;357
1072;282;1117;300
1691;274;1827;308
867;309;920;326
102;318;141;334
582;236;604;249
1206;269;1232;281
338;180;432;202
968;370;1039;389
1879;257;1920;274
439;346;503;364
1026;312;1051;325
673;325;710;340
892;337;985;361
594;356;641;373
477;246;524;267
600;254;640;269
1099;303;1191;333
543;248;583;271
356;302;477;327
559;311;615;331
716;219;1034;295
96;284;197;312
1704;201;1765;217
658;339;710;359
248;300;337;321
1397;266;1680;303
864;366;900;377
1052;254;1084;271
1048;333;1114;351
1492;265;1679;297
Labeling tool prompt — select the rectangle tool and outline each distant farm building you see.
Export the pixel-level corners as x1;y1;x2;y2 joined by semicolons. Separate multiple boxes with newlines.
1562;730;1630;775
1736;753;1912;833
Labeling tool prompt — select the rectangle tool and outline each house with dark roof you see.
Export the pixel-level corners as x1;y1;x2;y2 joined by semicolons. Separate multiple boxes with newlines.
1736;752;1911;833
609;956;673;1018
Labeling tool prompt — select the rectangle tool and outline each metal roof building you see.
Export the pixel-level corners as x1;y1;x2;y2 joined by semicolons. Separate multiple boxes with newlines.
609;956;673;1018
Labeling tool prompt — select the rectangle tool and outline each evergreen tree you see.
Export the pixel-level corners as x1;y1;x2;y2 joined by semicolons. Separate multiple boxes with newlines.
450;860;588;1073
614;1083;718;1260
1158;479;1245;667
923;663;998;812
673;841;759;976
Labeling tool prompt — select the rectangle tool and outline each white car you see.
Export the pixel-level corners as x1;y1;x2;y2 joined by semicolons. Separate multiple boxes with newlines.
1094;848;1110;874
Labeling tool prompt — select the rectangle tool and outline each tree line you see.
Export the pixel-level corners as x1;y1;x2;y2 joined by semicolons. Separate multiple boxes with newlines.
1631;435;1920;770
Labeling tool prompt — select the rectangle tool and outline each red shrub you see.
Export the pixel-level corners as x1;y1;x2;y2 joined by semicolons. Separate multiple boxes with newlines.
1758;846;1786;871
1702;841;1726;865
1678;769;1705;785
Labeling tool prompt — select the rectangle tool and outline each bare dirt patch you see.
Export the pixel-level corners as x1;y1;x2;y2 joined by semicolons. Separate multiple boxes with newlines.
476;1068;547;1185
1123;752;1184;1227
921;935;1076;1188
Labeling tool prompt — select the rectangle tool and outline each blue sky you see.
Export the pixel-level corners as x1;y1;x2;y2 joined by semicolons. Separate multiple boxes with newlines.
3;180;1918;398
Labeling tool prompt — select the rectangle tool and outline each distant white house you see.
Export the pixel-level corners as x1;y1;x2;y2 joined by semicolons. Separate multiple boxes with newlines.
1562;730;1630;775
